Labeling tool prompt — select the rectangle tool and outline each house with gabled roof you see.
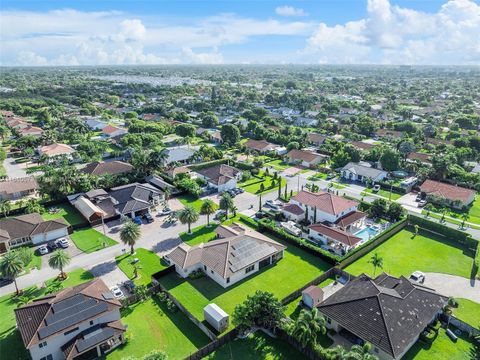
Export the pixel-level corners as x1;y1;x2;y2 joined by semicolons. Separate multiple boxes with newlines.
195;164;242;193
165;224;285;288
341;162;387;184
15;279;126;360
0;176;38;201
420;179;476;209
307;133;327;146
37;144;75;160
108;183;163;218
81;161;133;177
318;273;447;360
285;149;328;168
244;139;279;154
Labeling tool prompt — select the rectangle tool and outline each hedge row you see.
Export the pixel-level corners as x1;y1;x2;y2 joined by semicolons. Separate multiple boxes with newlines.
258;219;341;264
232;161;255;171
188;158;228;171
238;214;259;229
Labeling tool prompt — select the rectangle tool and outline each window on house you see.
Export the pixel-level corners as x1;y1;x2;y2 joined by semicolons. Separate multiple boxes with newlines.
204;265;206;271
211;270;214;274
90;320;94;325
327;317;331;324
64;327;79;336
39;341;47;348
226;277;230;283
40;355;53;360
245;265;255;274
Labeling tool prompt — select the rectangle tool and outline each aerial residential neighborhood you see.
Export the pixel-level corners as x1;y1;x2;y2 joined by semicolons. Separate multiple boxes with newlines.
0;1;480;360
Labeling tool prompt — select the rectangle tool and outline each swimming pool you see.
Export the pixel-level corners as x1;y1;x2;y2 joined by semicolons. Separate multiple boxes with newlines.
354;227;378;241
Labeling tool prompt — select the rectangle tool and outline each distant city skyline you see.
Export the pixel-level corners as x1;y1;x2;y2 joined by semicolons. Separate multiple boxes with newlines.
1;0;479;66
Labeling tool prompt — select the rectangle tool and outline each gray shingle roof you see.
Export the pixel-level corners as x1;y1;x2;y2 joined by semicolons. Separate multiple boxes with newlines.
109;183;162;215
341;162;387;178
0;213;67;241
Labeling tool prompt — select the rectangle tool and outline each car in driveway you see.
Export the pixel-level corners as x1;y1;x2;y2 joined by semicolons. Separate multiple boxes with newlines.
123;280;136;293
38;245;49;255
265;200;281;210
133;216;143;225
372;184;381;192
56;238;69;249
214;210;227;220
143;213;154;223
110;286;124;299
409;271;425;284
418;199;427;207
47;241;58;252
326;173;336;180
158;207;171;216
0;277;13;287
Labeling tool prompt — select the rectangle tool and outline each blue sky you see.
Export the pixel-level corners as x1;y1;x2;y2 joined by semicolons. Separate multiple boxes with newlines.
1;0;479;65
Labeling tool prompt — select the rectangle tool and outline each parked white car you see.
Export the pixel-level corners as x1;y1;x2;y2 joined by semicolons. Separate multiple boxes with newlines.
280;221;302;236
38;245;49;255
56;238;69;248
409;271;425;284
111;286;124;298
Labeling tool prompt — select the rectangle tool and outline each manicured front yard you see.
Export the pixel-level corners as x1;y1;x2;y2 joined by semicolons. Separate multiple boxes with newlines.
266;159;291;171
42;203;85;226
116;248;168;286
204;331;303;360
177;193;205;212
180;224;219;246
106;296;210;360
0;269;93;359
403;327;478;360
239;171;287;195
468;196;480;225
160;235;331;329
362;188;403;200
345;228;474;279
454;298;480;327
70;228;117;253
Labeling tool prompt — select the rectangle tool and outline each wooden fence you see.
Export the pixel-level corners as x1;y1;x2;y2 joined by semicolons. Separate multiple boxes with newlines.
183;328;240;360
277;328;323;360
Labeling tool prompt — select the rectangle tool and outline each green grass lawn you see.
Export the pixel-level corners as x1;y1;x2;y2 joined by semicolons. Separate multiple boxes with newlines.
0;163;6;178
116;249;168;286
70;228;117;253
204;331;304;360
307;172;328;181
345;228;474;279
106;295;210;360
180;224;219;246
42;203;85;226
239;171;287;195
330;182;347;190
177;193;205;212
421;211;480;230
266;159;291;171
362;188;403;200
160;235;331;330
467;196;480;225
0;269;93;359
454;298;480;328
403;327;478;360
25;252;42;272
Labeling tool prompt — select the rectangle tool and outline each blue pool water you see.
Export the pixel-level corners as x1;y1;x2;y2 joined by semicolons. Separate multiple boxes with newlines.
355;227;378;241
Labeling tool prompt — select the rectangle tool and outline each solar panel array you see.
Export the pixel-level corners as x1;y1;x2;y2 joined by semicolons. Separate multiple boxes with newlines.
76;327;115;353
229;238;275;272
46;298;97;325
39;301;108;339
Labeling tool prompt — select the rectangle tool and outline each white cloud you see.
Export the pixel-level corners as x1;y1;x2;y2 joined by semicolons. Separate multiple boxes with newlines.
182;47;224;64
275;5;307;17
305;0;480;64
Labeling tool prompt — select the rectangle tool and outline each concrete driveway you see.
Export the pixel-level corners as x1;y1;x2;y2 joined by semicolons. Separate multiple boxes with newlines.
423;273;479;303
3;157;27;178
89;261;130;294
397;193;423;214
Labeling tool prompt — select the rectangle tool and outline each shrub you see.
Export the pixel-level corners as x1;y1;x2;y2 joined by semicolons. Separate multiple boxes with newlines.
188;269;205;279
166;298;177;312
158;292;168;302
420;329;437;343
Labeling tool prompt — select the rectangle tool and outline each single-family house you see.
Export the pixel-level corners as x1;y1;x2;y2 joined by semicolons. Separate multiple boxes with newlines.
301;286;324;309
407;152;432;166
165;224;285;288
244;139;278;154
69;189;117;224
341;162;387;184
108;183;163;218
162;146;197;165
81;161;133;177
294;117;318;127
350;141;376;152
318;273;447;360
0;177;38;200
195;164;242;192
419;179;476;209
15;279;126;360
102;125;127;138
0;213;68;253
37;143;76;160
308;223;363;253
285;149;328;168
85;118;108;131
18;126;44;137
145;175;178;194
376;129;403;139
307;133;327;146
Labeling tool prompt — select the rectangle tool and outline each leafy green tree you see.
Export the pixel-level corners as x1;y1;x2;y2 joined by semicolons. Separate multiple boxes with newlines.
232;291;285;331
15;247;33;269
120;220;141;254
0;251;24;295
175;123;196;138
220;124;240;146
219;193;234;218
200;112;218;128
386;202;404;221
368;253;384;277
200;199;217;227
331;150;351;169
369;198;388;219
0;200;11;217
48;249;71;280
379;147;401;171
178;206;200;234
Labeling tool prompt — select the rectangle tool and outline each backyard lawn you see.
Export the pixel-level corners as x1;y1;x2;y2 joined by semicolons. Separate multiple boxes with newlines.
42;203;85;226
0;269;93;359
116;249;168;286
345;228;475;279
177;193;205;212
454;298;480;327
180;224;219;246
403;327;478;360
106;296;210;360
70;228;117;253
239;171;287;195
204;331;303;360
160;235;331;329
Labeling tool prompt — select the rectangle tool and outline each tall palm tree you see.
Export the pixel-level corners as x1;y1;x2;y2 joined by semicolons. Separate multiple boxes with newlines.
200;199;217;227
0;251;24;295
48;249;71;280
368;253;384;277
290;308;327;348
219;193;234;219
178;206;200;234
120;220;141;254
461;213;469;229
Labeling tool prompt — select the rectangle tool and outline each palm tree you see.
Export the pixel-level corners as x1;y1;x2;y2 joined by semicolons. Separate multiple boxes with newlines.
219;193;234;218
424;203;433;218
368;253;383;277
0;251;24;295
178;206;200;234
15;294;34;307
120;220;141;254
461;213;469;229
0;200;11;218
290;308;327;348
48;249;71;280
231;205;238;217
200;199;217;227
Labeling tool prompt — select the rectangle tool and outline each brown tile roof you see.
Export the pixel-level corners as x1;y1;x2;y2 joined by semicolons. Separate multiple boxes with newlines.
426;137;451;146
282;203;305;215
0;213;67;242
18;126;44;136
420;179;475;204
0;177;38;195
292;190;358;216
196;164;241;185
15;279;122;348
351;141;375;151
38;143;75;157
309;223;362;246
334;211;367;228
407;152;432;164
244;139;276;152
286;149;325;163
81;161;133;176
376;129;403;138
101;125;124;135
307;133;327;145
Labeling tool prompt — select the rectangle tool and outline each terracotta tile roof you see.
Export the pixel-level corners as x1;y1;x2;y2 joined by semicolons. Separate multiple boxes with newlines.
0;177;38;195
244;139;276;152
38;143;75;157
420;179;475;204
351;141;375;151
309;223;362;246
102;125;124;135
282;203;305;215
334;211;367;228
292;190;358;216
286;149;325;163
407;152;432;163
